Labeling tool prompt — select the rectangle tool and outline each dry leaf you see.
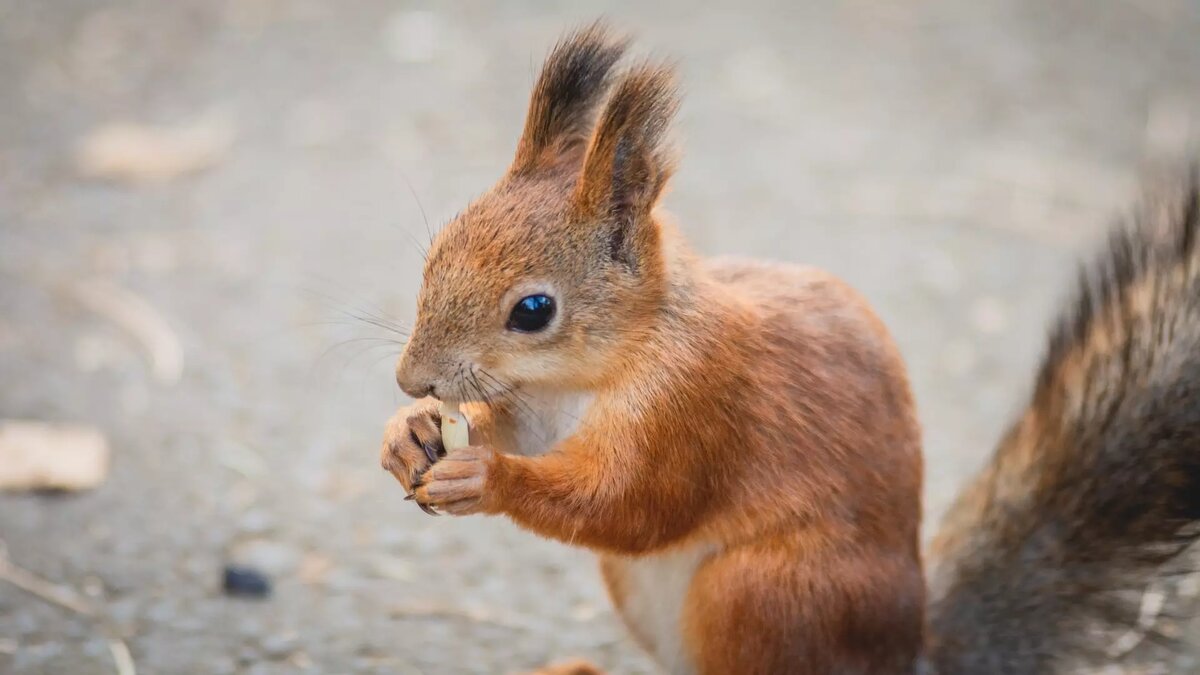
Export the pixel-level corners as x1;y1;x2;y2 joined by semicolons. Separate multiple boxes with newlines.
76;110;235;184
0;420;110;492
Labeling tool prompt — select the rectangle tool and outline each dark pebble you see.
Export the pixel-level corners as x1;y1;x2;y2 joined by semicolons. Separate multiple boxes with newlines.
222;565;272;598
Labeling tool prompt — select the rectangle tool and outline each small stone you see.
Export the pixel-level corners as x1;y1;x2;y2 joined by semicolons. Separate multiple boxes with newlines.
222;565;271;599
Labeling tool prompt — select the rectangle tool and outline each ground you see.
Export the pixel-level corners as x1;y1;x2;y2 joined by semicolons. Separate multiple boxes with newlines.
2;1;1199;673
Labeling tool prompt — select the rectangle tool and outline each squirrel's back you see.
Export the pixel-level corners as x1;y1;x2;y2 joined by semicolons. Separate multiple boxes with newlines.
702;256;922;550
927;170;1200;673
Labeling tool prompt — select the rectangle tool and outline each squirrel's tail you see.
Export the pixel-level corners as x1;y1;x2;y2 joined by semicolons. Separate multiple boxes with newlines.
926;169;1200;673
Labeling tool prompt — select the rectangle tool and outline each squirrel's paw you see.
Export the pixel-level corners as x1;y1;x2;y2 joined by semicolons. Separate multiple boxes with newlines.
412;445;498;516
381;400;444;506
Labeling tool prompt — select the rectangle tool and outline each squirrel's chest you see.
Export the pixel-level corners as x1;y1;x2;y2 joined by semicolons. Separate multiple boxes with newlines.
600;543;716;675
509;389;594;456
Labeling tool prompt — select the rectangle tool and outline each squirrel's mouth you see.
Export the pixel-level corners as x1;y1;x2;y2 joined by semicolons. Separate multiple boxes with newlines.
444;366;519;407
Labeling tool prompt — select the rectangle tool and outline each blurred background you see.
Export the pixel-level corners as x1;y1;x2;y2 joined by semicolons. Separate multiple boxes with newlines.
2;1;1199;673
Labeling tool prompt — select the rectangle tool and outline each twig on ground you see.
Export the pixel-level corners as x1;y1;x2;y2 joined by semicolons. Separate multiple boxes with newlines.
71;278;184;385
0;555;95;617
109;639;137;675
0;546;138;675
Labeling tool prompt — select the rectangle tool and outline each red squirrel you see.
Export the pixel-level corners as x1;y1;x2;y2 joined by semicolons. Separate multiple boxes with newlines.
381;24;1200;674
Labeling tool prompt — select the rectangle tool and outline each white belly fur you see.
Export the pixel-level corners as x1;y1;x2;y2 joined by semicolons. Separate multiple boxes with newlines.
510;388;594;456
605;541;718;675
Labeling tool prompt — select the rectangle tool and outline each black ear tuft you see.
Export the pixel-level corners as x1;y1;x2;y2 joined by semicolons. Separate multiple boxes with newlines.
511;22;629;173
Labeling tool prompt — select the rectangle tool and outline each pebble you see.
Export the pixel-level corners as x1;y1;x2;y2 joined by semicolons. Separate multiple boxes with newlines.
222;565;271;599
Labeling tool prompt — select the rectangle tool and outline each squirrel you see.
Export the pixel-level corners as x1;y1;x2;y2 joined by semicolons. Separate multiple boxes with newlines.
380;23;1200;675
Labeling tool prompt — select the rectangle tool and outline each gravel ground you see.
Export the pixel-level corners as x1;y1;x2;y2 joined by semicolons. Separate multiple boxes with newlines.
2;1;1199;673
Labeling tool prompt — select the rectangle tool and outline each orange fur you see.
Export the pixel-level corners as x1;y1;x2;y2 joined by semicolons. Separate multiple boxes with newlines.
382;24;923;674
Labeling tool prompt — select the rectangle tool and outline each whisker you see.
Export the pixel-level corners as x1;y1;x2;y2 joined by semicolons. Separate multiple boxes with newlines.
455;364;469;405
398;171;435;248
474;368;519;407
361;348;404;374
314;336;406;366
474;368;551;446
479;369;537;408
476;370;528;410
299;284;412;338
332;340;403;374
476;369;541;420
398;227;429;262
478;368;585;439
468;369;490;402
343;311;410;338
313;302;410;339
468;366;498;398
301;284;408;328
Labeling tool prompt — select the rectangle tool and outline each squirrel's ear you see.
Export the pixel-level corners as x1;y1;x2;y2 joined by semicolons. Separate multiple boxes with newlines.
572;63;678;263
511;23;628;174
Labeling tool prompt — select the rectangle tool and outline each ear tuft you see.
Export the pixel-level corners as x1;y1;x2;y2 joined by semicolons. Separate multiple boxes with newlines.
574;62;680;222
511;22;629;173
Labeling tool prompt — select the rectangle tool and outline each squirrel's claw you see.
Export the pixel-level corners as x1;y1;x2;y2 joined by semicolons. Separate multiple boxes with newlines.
404;490;441;516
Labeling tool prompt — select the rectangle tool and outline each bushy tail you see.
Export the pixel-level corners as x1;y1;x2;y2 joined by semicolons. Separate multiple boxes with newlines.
926;170;1200;674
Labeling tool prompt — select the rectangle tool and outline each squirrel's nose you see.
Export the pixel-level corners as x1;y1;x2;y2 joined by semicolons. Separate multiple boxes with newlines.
395;361;435;399
396;373;434;399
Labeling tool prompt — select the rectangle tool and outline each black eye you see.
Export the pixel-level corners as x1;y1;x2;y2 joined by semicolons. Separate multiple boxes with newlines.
507;294;556;333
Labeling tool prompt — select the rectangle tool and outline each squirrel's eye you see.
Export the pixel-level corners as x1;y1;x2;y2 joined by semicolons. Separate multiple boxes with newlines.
507;294;556;333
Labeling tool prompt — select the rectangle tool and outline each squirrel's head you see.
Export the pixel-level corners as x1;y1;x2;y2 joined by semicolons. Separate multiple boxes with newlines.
396;24;680;402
